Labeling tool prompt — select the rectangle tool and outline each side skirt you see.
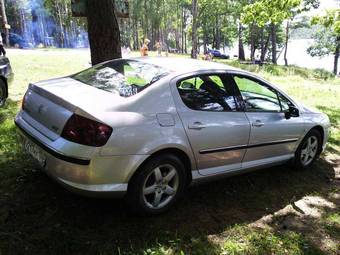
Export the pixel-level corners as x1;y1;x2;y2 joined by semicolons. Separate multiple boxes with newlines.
191;154;294;185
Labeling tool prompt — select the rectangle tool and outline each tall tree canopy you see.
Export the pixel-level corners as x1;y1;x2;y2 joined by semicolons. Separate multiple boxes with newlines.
308;9;340;74
241;0;301;64
3;0;336;73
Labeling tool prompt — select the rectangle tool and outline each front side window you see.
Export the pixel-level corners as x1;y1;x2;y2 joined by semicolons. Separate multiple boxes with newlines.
233;75;281;112
72;60;169;98
177;74;238;112
278;93;294;111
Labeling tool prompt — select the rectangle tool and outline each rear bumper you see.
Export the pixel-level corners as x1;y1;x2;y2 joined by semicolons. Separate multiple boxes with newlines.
16;122;91;165
15;114;148;197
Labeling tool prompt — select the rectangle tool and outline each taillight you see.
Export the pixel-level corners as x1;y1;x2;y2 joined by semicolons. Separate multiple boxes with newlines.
61;114;113;147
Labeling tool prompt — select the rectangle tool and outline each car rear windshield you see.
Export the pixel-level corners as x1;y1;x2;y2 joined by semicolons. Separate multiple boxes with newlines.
72;59;170;97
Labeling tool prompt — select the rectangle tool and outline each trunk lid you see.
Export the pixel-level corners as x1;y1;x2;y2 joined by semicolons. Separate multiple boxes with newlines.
22;77;125;141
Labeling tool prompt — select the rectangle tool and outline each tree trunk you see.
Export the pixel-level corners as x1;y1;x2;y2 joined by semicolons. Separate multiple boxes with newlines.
181;5;184;53
238;23;245;61
87;0;122;65
20;7;26;38
203;31;208;54
175;29;180;51
260;27;264;59
143;0;148;40
57;2;65;48
184;32;187;54
191;0;198;59
284;21;289;66
333;37;340;75
215;15;220;50
0;0;9;46
271;23;277;64
134;19;139;50
260;32;270;62
250;23;255;62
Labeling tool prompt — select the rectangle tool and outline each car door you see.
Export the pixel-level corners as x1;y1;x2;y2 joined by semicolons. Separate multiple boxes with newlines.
231;73;305;167
171;72;250;176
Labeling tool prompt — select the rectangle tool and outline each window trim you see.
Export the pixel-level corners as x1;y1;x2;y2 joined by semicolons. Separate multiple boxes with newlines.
175;73;242;113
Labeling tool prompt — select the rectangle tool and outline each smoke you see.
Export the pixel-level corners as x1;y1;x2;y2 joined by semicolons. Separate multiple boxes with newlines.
29;0;51;46
7;0;89;48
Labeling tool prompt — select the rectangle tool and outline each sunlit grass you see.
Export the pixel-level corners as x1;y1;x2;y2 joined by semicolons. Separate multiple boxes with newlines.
0;100;21;161
7;48;91;101
220;225;323;255
322;212;340;240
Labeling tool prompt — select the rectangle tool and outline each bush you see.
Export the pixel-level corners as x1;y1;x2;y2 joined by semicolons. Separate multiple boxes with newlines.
313;68;335;80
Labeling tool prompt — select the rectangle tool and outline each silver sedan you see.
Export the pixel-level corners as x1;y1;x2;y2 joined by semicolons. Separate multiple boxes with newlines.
15;57;330;214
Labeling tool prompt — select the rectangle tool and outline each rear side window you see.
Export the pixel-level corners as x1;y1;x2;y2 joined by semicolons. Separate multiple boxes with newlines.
72;60;169;97
177;74;238;112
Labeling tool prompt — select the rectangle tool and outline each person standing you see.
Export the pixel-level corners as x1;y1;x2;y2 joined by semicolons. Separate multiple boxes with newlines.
0;33;6;56
155;41;162;56
140;39;150;57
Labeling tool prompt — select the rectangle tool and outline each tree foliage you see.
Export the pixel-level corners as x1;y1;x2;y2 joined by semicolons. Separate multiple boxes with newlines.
307;9;340;57
241;0;301;27
311;9;340;36
307;9;340;74
2;0;335;71
5;0;88;47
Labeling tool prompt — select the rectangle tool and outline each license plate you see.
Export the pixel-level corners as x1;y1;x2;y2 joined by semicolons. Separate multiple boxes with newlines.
24;139;46;167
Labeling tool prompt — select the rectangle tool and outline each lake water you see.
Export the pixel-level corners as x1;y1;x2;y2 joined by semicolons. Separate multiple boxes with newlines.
228;39;338;73
277;39;337;72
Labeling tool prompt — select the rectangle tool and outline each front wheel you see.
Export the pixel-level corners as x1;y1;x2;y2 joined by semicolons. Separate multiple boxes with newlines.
126;154;187;215
0;79;6;107
294;129;322;169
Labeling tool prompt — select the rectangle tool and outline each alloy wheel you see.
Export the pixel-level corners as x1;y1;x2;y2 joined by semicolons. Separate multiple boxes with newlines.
142;164;179;209
300;135;318;166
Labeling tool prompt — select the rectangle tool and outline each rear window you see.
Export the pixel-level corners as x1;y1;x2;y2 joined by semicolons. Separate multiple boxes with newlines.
72;59;170;97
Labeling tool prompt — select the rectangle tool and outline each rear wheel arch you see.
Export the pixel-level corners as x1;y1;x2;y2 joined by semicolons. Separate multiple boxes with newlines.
129;148;193;186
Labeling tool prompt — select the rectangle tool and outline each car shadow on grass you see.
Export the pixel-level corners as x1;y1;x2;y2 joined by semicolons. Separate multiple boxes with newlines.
0;100;338;254
0;149;337;255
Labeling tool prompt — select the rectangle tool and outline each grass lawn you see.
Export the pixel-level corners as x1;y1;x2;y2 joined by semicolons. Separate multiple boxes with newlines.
0;49;339;255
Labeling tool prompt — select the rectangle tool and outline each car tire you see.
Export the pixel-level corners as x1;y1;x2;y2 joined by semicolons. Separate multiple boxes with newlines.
0;79;6;107
126;154;187;215
293;129;322;169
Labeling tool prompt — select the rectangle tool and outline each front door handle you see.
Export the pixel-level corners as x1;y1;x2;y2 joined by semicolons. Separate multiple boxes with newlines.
252;120;264;127
188;122;207;130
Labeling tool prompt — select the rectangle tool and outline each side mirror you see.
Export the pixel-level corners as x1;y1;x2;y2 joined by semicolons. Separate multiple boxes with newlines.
285;106;299;119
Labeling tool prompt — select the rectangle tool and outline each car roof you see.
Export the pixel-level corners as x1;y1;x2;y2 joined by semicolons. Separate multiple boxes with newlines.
129;57;240;74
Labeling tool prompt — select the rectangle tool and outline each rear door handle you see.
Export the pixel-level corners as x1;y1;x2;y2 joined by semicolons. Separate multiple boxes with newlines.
252;120;264;127
188;122;207;130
